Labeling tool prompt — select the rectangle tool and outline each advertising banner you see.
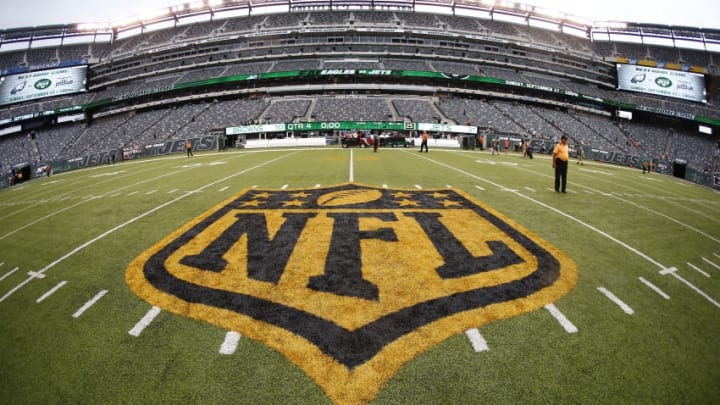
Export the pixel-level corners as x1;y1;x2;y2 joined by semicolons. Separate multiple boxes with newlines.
616;64;706;103
0;66;87;106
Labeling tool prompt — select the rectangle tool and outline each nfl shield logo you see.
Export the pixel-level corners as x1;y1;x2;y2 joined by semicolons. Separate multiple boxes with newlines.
127;183;576;403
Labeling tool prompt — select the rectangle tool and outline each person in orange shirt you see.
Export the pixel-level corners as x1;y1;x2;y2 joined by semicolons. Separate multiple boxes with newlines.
552;135;569;193
419;131;429;153
185;140;194;158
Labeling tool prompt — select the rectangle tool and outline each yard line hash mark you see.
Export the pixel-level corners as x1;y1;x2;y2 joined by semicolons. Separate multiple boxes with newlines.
597;287;634;314
72;290;108;318
544;303;578;333
129;306;162;337
687;262;710;278
0;266;19;282
638;277;670;300
36;281;68;303
219;186;229;192
465;328;489;352
219;331;242;355
0;152;298;305
659;267;720;309
702;257;720;271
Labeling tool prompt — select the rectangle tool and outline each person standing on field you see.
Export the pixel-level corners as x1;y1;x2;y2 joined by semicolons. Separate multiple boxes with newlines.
419;131;429;153
552;135;569;193
186;140;193;158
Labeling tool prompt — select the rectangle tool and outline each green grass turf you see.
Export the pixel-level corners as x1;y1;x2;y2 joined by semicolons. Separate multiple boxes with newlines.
1;146;719;403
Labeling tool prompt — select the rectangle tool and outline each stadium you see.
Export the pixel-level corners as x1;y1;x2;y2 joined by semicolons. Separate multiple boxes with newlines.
1;1;719;403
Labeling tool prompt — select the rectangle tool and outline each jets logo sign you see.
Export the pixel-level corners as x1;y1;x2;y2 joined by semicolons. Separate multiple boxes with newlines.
126;183;576;403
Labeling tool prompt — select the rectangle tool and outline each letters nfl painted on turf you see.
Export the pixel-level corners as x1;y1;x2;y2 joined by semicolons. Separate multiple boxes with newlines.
126;183;576;404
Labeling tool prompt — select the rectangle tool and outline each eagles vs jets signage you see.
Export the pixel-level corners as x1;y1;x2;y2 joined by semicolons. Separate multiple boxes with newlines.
126;183;576;403
0;66;87;106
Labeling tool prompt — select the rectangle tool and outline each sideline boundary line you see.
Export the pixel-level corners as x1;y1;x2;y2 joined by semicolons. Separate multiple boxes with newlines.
0;152;298;304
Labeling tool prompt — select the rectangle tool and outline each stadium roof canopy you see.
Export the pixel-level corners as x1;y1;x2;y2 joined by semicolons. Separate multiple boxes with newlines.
0;0;719;53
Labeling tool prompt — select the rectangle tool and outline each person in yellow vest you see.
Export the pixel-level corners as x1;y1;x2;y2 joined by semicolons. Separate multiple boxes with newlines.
185;140;193;158
552;135;569;193
419;131;429;153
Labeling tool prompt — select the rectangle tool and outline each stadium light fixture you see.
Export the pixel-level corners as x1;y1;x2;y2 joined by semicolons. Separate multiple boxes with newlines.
172;5;186;12
208;0;224;7
190;1;206;10
76;22;111;32
112;16;140;28
138;7;172;22
533;6;563;20
595;21;627;30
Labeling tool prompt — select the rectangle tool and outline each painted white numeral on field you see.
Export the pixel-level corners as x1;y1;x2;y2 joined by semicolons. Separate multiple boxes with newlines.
597;287;634;314
36;281;67;303
129;306;162;337
219;331;242;355
465;328;489;352
544;303;578;333
72;290;108;318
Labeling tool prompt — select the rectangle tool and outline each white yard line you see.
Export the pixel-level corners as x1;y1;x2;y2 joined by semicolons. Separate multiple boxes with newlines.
219;186;229;192
411;152;670;271
415;152;720;310
36;281;68;303
0;152;298;304
0;196;101;240
72;290;108;318
464;328;489;352
597;287;634;315
544;303;578;333
128;306;162;337
219;331;242;355
638;277;670;300
603;194;720;244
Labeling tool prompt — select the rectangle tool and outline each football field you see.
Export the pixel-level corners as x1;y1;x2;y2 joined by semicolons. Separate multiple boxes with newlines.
1;146;719;404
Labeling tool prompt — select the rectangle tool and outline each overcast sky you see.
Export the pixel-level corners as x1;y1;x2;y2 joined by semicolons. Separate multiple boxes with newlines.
1;0;719;30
